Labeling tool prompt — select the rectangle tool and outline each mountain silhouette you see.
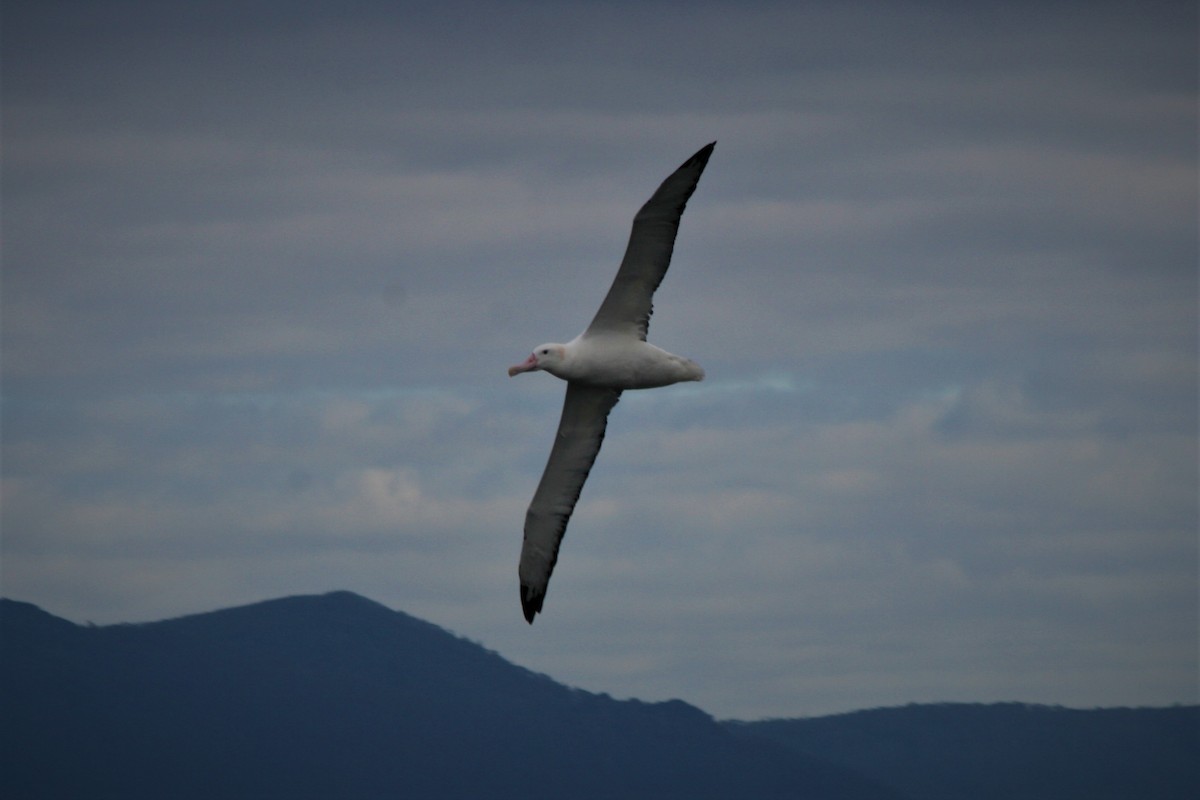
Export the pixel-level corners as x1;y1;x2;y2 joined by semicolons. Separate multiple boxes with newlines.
728;702;1198;800
1;592;901;799
4;592;1195;799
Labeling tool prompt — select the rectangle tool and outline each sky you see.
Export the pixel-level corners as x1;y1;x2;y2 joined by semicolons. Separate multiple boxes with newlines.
2;0;1196;720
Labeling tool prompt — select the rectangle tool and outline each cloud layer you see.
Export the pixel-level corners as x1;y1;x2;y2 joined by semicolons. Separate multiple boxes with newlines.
3;0;1196;718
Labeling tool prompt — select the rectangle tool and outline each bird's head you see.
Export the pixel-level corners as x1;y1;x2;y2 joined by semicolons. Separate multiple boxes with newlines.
508;344;567;377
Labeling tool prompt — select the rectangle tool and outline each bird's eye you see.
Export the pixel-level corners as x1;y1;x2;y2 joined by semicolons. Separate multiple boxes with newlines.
540;349;550;355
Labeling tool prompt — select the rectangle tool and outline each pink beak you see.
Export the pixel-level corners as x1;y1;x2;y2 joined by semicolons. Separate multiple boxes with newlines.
508;354;538;377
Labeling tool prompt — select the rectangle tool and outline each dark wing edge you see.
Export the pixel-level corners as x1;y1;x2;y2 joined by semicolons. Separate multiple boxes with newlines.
519;383;622;623
585;142;716;340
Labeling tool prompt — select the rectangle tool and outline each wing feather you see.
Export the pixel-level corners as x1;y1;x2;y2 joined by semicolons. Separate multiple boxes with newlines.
518;383;622;622
585;142;715;340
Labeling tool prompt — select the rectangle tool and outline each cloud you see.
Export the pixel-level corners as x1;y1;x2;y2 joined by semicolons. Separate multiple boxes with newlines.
2;0;1195;718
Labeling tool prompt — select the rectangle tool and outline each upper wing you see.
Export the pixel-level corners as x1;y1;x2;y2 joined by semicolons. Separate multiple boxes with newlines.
518;383;622;623
585;142;715;341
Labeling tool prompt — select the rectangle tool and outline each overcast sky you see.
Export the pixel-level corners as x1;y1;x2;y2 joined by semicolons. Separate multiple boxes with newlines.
3;0;1196;719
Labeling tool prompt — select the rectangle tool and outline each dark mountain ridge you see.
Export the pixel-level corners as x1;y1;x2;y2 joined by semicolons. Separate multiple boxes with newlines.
1;592;897;799
2;591;1195;799
728;702;1198;800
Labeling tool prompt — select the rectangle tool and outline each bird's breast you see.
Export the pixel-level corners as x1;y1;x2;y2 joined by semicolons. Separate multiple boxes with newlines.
568;339;704;390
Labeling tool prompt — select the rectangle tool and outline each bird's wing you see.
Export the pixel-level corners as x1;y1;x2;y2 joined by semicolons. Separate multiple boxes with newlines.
585;142;715;341
519;382;622;623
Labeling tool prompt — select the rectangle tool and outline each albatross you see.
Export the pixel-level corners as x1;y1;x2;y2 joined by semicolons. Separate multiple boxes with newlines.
508;142;715;623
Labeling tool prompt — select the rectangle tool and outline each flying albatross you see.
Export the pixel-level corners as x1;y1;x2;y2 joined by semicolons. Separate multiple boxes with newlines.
508;142;715;623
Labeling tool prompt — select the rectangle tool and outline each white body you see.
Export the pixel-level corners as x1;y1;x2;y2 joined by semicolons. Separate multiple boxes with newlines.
540;335;704;389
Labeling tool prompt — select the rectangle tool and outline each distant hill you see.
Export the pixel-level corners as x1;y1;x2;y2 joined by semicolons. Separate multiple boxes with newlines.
2;593;1195;800
0;592;899;799
727;703;1198;800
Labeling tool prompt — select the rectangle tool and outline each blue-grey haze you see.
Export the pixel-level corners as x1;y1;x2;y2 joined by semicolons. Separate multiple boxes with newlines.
2;0;1196;718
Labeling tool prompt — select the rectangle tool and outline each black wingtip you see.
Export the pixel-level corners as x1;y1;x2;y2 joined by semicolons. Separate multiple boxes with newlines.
520;583;544;624
681;142;716;171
